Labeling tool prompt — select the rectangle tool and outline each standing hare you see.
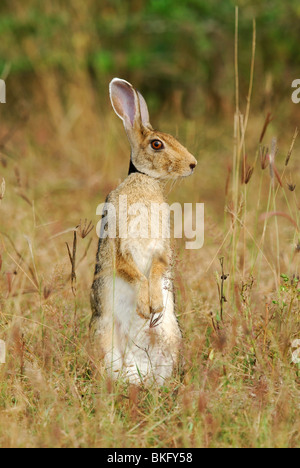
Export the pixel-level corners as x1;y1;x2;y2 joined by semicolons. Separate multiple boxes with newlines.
90;78;197;385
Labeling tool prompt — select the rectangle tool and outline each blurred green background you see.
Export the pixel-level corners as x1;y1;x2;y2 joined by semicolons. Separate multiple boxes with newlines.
0;0;299;118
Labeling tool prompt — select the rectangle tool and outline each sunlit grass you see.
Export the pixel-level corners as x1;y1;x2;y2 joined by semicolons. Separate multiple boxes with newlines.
0;87;299;446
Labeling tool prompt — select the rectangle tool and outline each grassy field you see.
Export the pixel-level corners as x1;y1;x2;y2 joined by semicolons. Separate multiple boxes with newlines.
0;6;300;448
0;91;299;447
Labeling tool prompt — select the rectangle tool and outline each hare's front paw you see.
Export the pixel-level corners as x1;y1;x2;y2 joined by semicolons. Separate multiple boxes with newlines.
136;280;150;319
150;289;164;315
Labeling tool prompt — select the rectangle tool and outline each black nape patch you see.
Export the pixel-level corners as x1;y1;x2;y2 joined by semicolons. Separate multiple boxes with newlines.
128;160;143;175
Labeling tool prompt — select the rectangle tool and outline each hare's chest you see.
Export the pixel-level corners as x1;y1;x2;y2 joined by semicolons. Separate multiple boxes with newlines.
128;238;166;276
119;192;169;276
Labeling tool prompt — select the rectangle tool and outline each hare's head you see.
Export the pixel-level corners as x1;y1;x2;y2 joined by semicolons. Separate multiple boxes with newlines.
109;78;197;179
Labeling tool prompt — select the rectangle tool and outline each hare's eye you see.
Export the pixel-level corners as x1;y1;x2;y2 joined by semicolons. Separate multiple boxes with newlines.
151;139;164;150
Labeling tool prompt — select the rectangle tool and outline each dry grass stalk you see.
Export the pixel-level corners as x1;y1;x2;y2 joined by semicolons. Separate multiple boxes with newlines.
259;211;299;231
0;231;39;288
260;146;269;170
78;219;94;239
241;154;254;184
66;231;77;296
268;137;283;186
285;127;298;166
287;183;296;192
218;257;228;323
0;177;5;202
259;112;273;143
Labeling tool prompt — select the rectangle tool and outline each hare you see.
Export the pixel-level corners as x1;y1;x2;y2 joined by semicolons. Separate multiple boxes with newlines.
90;78;197;385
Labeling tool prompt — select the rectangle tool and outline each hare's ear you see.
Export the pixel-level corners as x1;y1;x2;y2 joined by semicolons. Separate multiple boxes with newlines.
109;78;140;129
109;78;151;133
137;90;150;127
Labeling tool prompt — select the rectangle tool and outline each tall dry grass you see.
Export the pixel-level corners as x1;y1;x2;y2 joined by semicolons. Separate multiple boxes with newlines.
0;12;300;448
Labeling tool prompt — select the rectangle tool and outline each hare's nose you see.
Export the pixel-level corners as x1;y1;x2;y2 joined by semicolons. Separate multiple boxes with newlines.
190;163;196;170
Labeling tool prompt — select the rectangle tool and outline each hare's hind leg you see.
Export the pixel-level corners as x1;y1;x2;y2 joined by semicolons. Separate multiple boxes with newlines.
103;276;156;382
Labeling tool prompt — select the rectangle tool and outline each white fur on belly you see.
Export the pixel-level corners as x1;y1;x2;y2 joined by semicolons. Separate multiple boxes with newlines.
101;275;180;385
